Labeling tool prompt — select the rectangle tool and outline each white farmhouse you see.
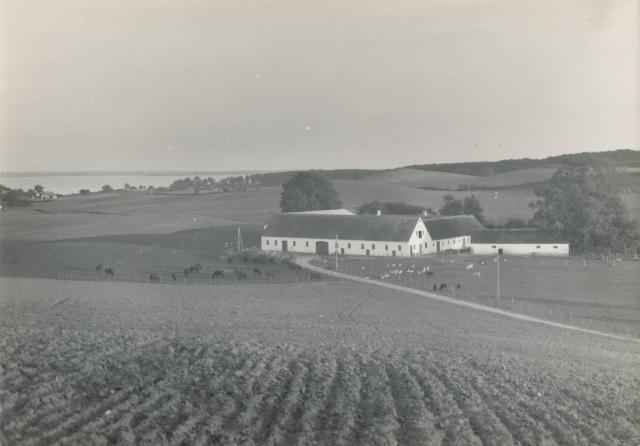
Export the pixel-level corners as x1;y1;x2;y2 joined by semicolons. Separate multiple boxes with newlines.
470;229;570;256
261;213;483;257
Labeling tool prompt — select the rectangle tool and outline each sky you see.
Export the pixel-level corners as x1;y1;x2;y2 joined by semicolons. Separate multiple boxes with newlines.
1;0;638;172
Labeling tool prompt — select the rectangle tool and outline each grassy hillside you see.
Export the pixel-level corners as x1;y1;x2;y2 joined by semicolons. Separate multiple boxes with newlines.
407;149;640;176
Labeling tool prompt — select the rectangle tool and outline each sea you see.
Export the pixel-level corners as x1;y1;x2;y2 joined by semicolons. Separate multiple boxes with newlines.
0;172;260;195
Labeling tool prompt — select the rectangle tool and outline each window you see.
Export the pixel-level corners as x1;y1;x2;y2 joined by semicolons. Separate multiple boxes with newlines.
385;244;388;250
425;242;428;248
275;240;278;246
553;245;558;249
361;243;365;249
266;239;270;246
348;243;351;249
536;246;541;249
492;245;496;248
293;241;296;246
305;241;309;247
418;230;423;239
398;245;402;251
372;244;376;250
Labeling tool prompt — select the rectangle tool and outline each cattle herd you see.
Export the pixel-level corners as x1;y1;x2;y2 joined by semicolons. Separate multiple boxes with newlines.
93;262;309;283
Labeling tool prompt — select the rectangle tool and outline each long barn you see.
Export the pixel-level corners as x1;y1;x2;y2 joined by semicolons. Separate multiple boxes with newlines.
261;213;483;257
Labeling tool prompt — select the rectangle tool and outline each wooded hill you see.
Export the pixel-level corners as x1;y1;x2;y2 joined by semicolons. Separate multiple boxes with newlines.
248;149;640;186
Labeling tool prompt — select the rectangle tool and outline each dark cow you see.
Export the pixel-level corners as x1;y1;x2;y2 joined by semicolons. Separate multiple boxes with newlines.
104;268;115;276
95;264;104;272
212;270;225;278
253;267;262;275
171;273;177;281
438;284;447;292
432;284;438;292
188;264;202;273
149;274;160;282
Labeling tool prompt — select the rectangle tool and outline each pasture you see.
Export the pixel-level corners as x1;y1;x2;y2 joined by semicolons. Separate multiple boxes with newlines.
1;277;639;445
0;225;319;285
316;254;640;338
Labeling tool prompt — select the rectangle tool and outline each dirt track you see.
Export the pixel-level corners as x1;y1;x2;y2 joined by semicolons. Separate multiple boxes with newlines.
1;277;639;445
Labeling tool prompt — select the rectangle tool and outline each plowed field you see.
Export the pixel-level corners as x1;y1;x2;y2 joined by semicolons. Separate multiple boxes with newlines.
1;277;639;445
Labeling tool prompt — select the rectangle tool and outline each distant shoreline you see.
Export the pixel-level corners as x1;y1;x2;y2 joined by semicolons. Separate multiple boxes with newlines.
0;170;276;177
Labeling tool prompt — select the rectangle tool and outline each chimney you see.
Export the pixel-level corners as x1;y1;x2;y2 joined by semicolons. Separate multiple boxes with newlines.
376;209;381;216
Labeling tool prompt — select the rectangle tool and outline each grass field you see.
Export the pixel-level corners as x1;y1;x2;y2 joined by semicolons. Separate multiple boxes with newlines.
0;225;320;285
361;168;556;189
315;254;640;337
1;277;639;445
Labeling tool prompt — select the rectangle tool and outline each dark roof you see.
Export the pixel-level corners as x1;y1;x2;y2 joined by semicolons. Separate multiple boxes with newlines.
471;230;568;244
423;215;484;240
263;214;420;242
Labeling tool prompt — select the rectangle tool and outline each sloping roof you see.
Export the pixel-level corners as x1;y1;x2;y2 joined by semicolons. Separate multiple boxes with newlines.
263;214;419;242
471;230;569;244
423;215;484;240
286;208;355;215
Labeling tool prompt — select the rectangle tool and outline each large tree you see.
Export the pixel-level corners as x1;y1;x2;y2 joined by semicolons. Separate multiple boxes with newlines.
529;165;639;254
280;172;342;212
439;194;485;224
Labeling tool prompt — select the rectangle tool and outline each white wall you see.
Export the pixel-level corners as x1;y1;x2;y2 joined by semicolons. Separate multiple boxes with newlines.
471;243;569;256
262;236;412;257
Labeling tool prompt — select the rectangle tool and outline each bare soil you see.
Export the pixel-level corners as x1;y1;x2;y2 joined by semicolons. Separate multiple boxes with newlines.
1;277;639;445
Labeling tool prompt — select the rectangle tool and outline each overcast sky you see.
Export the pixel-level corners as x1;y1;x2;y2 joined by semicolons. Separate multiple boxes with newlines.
1;0;638;172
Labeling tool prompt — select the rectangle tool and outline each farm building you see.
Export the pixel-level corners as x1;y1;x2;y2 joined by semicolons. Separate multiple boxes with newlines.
470;230;570;256
261;213;483;257
285;208;355;215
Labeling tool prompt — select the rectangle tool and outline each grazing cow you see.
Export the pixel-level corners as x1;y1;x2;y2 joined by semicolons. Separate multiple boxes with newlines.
212;270;224;278
310;272;323;281
438;284;447;292
253;267;262;275
171;273;177;281
104;268;115;276
432;284;438;292
188;264;202;273
95;264;104;272
149;274;160;282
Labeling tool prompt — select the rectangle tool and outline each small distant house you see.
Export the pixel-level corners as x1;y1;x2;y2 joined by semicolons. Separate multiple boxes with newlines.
261;213;483;257
470;230;569;256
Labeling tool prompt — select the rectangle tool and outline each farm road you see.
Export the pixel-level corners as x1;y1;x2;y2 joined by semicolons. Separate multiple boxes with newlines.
295;256;640;343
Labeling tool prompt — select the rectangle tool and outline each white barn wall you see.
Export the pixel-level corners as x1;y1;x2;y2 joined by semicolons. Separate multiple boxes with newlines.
262;236;412;257
471;243;569;256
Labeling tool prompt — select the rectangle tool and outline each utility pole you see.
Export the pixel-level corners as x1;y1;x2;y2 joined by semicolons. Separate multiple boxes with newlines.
335;234;338;271
237;226;243;253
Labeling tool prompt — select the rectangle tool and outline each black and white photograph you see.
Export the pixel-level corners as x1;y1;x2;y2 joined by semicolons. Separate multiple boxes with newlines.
1;0;639;444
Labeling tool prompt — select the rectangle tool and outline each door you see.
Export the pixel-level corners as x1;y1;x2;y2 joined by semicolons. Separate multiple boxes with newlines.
340;248;345;255
498;248;503;255
436;241;440;253
366;249;370;256
282;240;288;253
315;241;329;255
392;250;396;257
